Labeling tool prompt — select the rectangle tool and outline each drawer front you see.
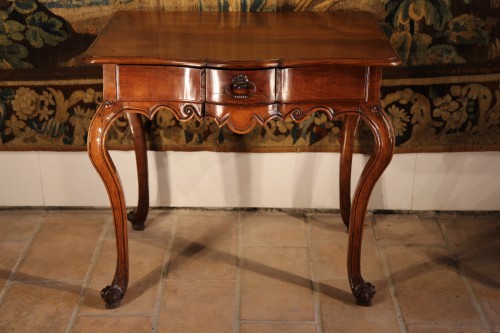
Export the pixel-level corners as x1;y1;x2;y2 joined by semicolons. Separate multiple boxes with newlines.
206;69;276;104
117;65;203;102
280;66;368;102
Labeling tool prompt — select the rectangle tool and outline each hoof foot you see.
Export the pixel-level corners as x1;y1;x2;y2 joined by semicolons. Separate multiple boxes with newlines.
354;282;376;307
101;285;123;309
127;211;145;231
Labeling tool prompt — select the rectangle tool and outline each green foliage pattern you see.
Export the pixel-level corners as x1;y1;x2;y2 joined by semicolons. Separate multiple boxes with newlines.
0;0;68;69
384;0;490;65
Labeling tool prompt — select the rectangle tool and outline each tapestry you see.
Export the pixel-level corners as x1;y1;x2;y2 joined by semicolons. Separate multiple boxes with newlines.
1;0;499;153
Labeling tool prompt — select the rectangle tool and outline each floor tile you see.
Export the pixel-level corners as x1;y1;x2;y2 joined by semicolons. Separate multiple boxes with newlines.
72;316;153;333
0;243;25;290
308;214;348;281
168;213;237;281
472;285;500;332
384;246;482;324
80;238;168;315
0;283;80;332
106;209;175;241
157;280;235;333
15;212;106;283
0;210;43;242
440;215;500;288
242;211;307;247
320;279;401;333
45;209;110;220
374;214;445;246
309;213;385;281
0;209;496;333
406;325;488;333
240;246;314;321
240;323;317;333
167;208;237;217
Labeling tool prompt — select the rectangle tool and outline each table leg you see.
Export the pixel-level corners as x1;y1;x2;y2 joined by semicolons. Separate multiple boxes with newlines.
339;114;360;229
126;113;150;231
348;106;394;306
88;100;129;309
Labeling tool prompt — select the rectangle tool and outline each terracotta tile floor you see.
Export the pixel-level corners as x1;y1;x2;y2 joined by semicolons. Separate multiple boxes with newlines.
0;209;498;333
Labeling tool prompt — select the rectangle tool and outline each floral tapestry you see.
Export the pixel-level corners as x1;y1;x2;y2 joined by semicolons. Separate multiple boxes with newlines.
1;0;499;152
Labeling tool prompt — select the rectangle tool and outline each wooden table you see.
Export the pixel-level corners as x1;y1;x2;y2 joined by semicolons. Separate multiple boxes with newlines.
83;11;400;309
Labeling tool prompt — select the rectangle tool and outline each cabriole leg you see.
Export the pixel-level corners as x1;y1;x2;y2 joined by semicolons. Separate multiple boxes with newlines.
339;113;360;229
88;100;129;309
126;112;150;231
348;106;394;306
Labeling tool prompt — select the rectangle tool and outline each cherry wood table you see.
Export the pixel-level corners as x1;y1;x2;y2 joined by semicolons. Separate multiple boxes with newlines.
83;11;400;309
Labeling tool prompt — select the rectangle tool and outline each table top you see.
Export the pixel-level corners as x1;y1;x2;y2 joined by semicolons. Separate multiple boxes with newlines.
83;11;400;68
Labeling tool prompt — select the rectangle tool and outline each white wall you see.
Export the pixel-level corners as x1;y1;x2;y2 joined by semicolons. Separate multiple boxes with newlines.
0;151;499;211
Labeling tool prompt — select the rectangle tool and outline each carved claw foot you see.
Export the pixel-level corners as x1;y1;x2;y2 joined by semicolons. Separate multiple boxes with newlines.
353;282;376;307
127;210;146;231
101;285;124;309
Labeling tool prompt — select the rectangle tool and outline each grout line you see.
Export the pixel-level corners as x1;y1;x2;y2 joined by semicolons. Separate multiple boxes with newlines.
436;217;493;333
2;209;495;332
406;320;488;327
150;214;178;333
240;319;318;325
0;240;40;244
240;244;309;249
152;277;237;282
73;313;153;318
370;214;408;333
0;211;46;306
380;243;447;249
65;215;113;333
304;213;323;333
233;211;243;333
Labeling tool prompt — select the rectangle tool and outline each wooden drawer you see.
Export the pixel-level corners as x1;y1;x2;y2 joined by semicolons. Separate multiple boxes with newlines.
280;66;368;102
206;69;276;104
117;65;203;102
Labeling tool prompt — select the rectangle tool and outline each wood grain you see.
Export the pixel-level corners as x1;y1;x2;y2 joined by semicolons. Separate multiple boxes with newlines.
83;11;400;68
84;10;400;310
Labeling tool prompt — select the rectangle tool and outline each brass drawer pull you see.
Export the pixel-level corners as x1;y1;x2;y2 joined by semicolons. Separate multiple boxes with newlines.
225;74;256;99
